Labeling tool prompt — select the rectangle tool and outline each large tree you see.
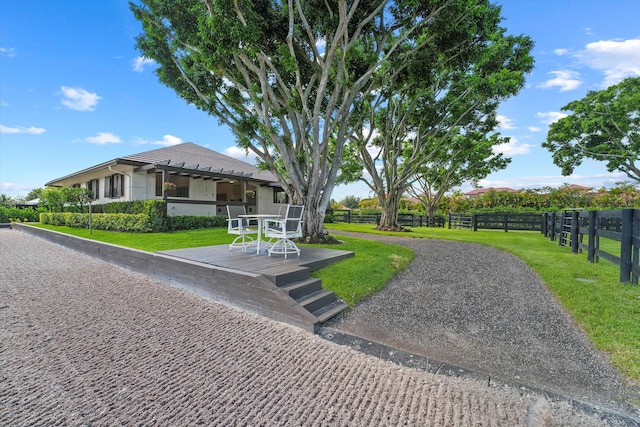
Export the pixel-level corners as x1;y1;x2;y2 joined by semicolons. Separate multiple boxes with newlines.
543;76;640;183
407;131;510;220
349;3;534;229
131;0;464;239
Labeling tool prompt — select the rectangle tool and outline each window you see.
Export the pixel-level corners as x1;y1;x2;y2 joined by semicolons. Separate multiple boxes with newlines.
273;187;289;204
156;174;189;198
104;174;124;199
86;179;99;200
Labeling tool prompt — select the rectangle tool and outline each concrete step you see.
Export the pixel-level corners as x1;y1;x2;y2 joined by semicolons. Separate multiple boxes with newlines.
260;265;309;286
314;300;349;323
281;278;322;300
299;290;336;314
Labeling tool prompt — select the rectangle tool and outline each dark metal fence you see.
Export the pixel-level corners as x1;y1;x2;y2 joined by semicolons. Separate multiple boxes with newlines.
327;209;445;227
543;209;639;285
448;212;543;232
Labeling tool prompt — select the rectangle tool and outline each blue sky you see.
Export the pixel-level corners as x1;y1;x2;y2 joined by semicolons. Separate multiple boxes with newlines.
1;1;639;201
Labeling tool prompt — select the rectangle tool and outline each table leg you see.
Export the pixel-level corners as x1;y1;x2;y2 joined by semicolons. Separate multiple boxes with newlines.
255;218;262;255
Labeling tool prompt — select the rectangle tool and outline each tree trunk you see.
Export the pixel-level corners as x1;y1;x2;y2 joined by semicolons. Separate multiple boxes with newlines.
303;206;326;240
377;191;402;231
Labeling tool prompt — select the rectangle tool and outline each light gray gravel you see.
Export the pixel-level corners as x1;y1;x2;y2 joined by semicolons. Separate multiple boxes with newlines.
326;230;640;419
2;228;637;425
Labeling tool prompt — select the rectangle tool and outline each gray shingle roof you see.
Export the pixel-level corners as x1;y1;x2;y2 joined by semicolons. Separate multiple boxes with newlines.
46;142;278;185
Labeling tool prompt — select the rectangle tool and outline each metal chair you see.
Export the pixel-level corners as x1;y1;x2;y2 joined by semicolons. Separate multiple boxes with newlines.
226;205;258;252
264;205;304;258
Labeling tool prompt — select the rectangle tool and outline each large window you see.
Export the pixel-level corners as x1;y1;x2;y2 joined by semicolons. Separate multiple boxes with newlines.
86;179;99;200
104;174;124;199
156;174;189;198
216;181;243;202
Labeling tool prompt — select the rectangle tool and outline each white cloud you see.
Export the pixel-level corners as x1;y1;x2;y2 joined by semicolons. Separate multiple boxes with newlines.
528;126;541;132
224;146;261;164
60;86;101;111
0;47;16;57
477;172;626;192
85;132;121;145
0;124;46;134
553;48;569;56
152;134;183;146
492;137;532;156
537;70;582;92
536;111;568;125
132;56;155;73
0;100;8;107
496;114;516;130
577;38;640;87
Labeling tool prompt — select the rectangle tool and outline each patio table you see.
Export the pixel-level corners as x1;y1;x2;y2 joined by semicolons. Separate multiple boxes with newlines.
239;214;280;255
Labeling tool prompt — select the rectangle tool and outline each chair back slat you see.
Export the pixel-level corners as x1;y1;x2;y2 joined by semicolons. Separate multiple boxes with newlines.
227;205;248;227
285;205;304;233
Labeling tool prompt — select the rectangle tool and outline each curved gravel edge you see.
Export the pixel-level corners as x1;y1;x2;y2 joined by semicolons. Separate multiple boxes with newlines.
326;230;640;419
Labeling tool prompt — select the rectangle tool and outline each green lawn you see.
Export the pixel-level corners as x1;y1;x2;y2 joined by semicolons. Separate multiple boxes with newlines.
29;222;639;385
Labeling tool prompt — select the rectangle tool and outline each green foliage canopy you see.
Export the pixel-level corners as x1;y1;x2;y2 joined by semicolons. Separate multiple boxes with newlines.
543;76;640;183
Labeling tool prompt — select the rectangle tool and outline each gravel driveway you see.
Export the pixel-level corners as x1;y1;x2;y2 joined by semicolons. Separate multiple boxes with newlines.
1;228;638;425
326;230;640;419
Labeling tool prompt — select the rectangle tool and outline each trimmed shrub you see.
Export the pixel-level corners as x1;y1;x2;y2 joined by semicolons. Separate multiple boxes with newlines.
1;206;43;223
40;212;154;232
165;215;227;230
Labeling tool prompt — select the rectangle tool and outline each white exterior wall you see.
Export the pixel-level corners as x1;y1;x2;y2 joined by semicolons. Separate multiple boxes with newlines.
129;170;147;201
48;165;284;215
167;203;218;217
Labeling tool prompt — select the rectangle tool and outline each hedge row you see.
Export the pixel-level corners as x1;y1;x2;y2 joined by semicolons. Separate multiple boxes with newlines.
40;212;155;232
0;206;43;223
165;215;227;230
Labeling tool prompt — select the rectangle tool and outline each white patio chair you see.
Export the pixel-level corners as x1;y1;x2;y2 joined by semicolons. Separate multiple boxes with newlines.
227;205;258;252
264;205;304;258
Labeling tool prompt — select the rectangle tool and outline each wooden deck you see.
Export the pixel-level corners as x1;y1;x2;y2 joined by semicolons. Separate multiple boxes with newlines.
158;244;354;275
159;244;355;327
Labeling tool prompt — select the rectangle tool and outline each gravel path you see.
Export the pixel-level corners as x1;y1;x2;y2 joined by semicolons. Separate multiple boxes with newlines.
326;230;640;419
0;229;636;426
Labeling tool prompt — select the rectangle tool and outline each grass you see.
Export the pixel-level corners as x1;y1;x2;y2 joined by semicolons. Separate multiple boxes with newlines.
325;222;640;386
29;222;639;385
309;235;413;306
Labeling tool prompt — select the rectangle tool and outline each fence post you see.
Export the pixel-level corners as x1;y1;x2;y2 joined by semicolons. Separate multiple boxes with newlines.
347;210;351;224
541;213;547;236
587;210;596;262
504;214;508;232
448;213;452;229
620;209;633;283
473;214;478;231
570;210;579;253
550;212;556;241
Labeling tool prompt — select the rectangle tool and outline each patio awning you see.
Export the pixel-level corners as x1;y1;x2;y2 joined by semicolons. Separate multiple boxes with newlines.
135;160;255;182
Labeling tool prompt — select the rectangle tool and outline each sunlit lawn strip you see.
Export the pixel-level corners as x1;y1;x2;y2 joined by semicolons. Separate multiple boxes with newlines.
309;236;414;306
325;222;640;385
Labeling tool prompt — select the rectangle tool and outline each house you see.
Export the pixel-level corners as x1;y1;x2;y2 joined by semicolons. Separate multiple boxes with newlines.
464;187;518;198
45;142;286;217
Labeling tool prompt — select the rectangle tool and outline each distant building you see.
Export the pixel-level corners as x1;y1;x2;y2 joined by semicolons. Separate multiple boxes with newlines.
464;187;518;199
564;184;593;192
